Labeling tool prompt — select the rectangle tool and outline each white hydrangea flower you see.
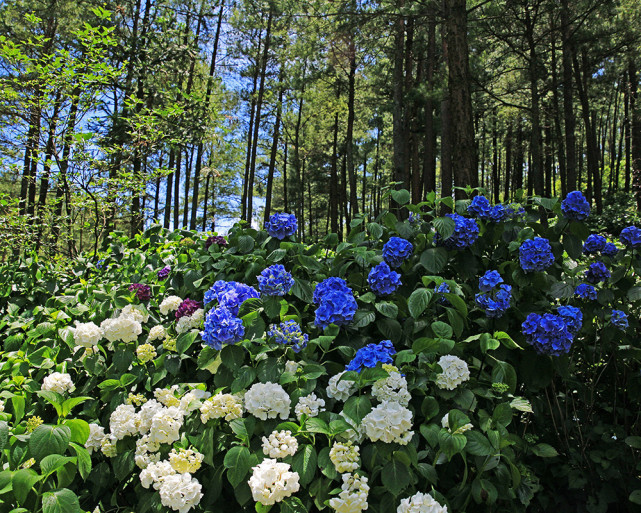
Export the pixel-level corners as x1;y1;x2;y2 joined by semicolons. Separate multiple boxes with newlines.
160;296;182;316
189;309;204;329
435;355;470;390
0;399;4;412
295;393;326;421
362;401;413;445
110;404;139;440
397;491;448;513
327;372;357;402
372;366;411;406
248;459;300;506
101;316;142;343
135;449;161;470
329;473;369;513
121;304;149;324
169;448;204;473
179;391;204;414
285;361;299;374
140;460;176;490
137;400;164;434
137;343;156;363
262;430;298;458
101;434;118;457
149;325;166;342
73;321;102;347
329;441;360;473
441;413;473;435
85;423;105;454
339;411;366;444
200;393;243;423
176;316;192;334
149;406;184;445
42;372;75;395
245;382;291;421
158;473;203;513
155;386;181;407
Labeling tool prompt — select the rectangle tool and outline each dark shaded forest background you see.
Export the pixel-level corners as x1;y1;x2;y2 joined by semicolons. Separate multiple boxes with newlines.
1;0;640;256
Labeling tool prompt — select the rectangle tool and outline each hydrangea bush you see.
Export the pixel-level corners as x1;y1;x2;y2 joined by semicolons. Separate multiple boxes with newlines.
0;193;640;513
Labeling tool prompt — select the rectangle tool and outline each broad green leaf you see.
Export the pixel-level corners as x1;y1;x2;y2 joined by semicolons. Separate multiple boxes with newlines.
408;288;432;319
12;469;41;505
29;425;71;461
532;443;558;458
343;396;372;423
62;419;90;445
41;488;81;513
224;446;251;488
40;455;74;476
291;444;317;486
381;459;410;496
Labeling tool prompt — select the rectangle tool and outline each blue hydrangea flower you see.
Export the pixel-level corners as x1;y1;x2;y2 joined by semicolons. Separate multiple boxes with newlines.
602;242;619;257
561;191;590;221
368;261;402;296
268;320;309;352
488;204;511;223
203;281;260;315
583;234;606;254
468;196;491;219
585;261;610;284
315;290;358;329
408;212;421;224
382;237;414;268
313;277;351;305
575;283;597;300
435;282;451;305
620;226;641;248
475;284;512;318
265;213;298;239
557;305;582;335
257;265;295;296
611;310;629;331
201;307;245;350
346;340;396;373
521;312;574;356
436;213;479;250
505;204;526;221
479;270;504;292
519;237;555;272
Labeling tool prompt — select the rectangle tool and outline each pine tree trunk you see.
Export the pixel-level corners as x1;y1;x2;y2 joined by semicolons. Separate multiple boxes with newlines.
561;0;576;192
264;70;284;225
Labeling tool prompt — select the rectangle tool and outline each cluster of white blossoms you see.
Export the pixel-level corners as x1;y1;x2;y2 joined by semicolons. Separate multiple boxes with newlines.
42;372;75;395
327;371;357;402
329;441;360;473
100;434;118;457
135;435;161;468
285;360;299;374
158;473;203;513
169;448;204;473
248;459;300;506
149;406;185;445
340;412;366;444
148;325;167;342
110;404;139;439
295;393;326;421
329;473;370;513
244;382;291;420
435;355;470;390
262;430;298;458
372;365;411;406
441;413;473;435
397;491;448;513
73;321;102;348
137;343;157;363
155;385;181;407
200;393;244;422
176;309;204;334
121;304;150;324
85;423;106;454
362;401;414;445
160;295;182;316
101;308;145;343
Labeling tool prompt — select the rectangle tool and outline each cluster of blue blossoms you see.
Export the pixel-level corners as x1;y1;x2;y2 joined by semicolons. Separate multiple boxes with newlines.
368;261;402;296
257;265;295;296
467;196;525;223
575;283;597;300
611;310;629;331
583;234;618;257
382;237;413;267
346;340;396;372
519;237;555;272
434;282;451;305
268;320;309;353
202;306;245;350
436;213;479;250
265;213;297;240
585;261;610;284
522;305;583;356
475;270;512;318
204;281;259;315
561;191;591;221
620;226;641;248
313;277;358;329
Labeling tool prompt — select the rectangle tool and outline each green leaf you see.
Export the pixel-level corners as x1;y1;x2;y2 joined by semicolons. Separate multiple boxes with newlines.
0;421;8;451
305;418;331;435
352;310;376;328
12;469;41;505
41;488;81;513
625;436;641;449
62;419;90;445
343;396;372;423
61;397;92;418
224;446;251;488
433;216;456;240
408;288;432;319
375;301;398;319
391;189;410;205
381;459;410;496
438;430;467;460
492;403;513;427
29;425;71;461
69;443;92;480
97;379;121;391
237;235;255;254
509;397;533;413
431;321;453;339
281;496;308;513
40;455;74;476
629;490;641;505
221;345;246;372
113;451;135;480
465;431;495;457
10;395;25;423
176;330;199;353
36;390;64;418
628;287;641;302
532;443;558;458
263;296;282;319
420;248;448;273
291;444;317;486
231;367;256;394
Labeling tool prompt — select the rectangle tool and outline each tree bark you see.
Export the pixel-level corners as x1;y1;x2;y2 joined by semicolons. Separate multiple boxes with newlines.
264;69;284;225
561;0;576;192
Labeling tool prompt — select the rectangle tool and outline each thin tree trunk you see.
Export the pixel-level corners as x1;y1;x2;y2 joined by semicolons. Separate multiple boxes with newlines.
164;149;175;228
264;70;284;225
561;0;576;191
423;9;437;197
346;38;359;217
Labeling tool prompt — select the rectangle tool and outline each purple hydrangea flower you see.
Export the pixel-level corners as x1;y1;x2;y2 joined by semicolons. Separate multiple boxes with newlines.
583;234;606;254
521;312;574;356
557;305;583;335
205;235;228;249
575;283;597;300
620;226;641;249
314;289;358;329
313;277;351;305
602;242;619;257
129;283;151;301
203;281;259;316
157;266;171;279
176;298;201;320
611;310;629;330
468;196;491;220
479;270;504;292
435;213;479;250
475;284;512;319
368;261;402;296
435;282;451;305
